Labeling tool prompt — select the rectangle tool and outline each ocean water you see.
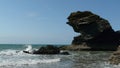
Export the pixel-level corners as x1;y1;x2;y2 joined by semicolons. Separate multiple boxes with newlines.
0;44;119;68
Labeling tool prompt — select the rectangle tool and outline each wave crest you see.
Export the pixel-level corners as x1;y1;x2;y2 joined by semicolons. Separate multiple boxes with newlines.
0;44;61;66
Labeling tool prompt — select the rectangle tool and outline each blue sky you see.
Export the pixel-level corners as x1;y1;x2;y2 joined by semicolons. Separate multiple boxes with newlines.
0;0;120;44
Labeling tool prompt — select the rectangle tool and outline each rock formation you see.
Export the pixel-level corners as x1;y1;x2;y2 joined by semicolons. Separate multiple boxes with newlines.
109;46;120;65
23;45;69;55
33;45;60;54
67;11;120;50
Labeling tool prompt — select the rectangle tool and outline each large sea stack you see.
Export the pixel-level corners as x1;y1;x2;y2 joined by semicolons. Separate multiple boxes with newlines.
67;11;120;51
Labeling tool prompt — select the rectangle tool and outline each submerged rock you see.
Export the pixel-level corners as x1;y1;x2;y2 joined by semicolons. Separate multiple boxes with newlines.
67;11;120;51
23;51;30;54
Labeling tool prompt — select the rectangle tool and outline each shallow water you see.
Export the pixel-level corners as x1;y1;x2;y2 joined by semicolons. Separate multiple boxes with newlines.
0;44;119;68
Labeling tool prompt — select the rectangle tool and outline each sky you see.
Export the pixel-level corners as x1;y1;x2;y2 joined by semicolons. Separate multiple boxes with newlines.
0;0;120;44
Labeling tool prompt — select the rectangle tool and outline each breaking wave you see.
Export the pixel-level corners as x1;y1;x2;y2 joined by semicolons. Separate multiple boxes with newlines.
0;45;61;66
0;58;60;66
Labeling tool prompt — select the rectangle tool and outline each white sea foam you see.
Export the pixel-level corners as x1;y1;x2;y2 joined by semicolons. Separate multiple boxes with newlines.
24;44;33;53
0;45;39;57
0;49;20;56
0;49;60;66
96;61;120;68
0;45;34;56
0;58;60;66
0;45;61;67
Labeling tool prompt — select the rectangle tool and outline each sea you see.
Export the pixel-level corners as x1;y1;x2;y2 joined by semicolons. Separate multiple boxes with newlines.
0;44;120;68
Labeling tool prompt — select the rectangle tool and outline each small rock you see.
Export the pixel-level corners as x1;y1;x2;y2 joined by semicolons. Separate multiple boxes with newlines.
60;51;69;55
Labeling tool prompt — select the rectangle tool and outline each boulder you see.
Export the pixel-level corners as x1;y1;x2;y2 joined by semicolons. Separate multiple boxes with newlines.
67;11;120;50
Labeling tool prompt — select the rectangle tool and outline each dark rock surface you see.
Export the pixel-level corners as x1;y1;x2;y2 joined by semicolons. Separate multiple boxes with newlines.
33;45;60;54
60;51;70;55
23;45;70;55
67;11;120;51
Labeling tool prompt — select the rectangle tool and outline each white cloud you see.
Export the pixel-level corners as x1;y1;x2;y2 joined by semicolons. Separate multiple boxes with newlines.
27;12;39;17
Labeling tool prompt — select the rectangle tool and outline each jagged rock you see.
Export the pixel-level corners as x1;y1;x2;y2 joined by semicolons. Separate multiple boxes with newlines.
67;11;120;50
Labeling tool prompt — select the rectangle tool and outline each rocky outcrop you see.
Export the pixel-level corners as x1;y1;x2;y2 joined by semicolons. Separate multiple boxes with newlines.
109;46;120;65
67;11;120;50
33;45;60;54
23;45;69;55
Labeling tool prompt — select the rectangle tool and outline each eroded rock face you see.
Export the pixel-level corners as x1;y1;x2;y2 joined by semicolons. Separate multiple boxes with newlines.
67;11;120;50
67;11;113;35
